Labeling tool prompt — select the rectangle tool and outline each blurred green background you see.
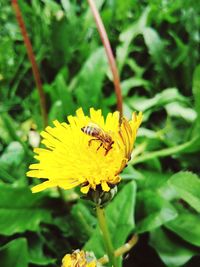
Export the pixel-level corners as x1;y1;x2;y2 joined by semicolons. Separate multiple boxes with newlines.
0;0;200;266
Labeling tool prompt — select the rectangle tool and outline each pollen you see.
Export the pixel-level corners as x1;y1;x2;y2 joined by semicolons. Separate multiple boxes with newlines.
27;108;142;193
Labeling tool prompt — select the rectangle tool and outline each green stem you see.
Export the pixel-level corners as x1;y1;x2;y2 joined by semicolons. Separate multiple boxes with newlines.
131;136;199;165
96;205;117;267
98;234;139;265
57;187;66;202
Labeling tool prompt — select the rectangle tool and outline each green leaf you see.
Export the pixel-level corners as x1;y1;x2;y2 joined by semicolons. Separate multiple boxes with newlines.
0;116;11;144
129;88;186;112
1;113;28;152
0;184;52;235
46;68;76;122
0;141;25;183
137;170;171;190
84;181;136;260
71;202;96;240
54;71;75;113
150;228;197;267
29;234;56;265
121;77;150;97
70;47;108;110
113;0;133;20
166;211;200;247
0;141;24;168
168;171;200;212
117;7;150;72
192;64;200;128
121;165;145;181
142;27;167;78
135;190;177;233
0;238;28;267
169;31;188;68
48;100;65;123
51;17;82;67
61;0;72;15
165;102;197;122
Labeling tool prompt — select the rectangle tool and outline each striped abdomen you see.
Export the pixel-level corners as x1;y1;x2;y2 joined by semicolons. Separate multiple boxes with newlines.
81;126;101;137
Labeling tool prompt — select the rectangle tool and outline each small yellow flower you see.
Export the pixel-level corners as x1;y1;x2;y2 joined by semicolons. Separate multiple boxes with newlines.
27;108;142;194
61;250;96;267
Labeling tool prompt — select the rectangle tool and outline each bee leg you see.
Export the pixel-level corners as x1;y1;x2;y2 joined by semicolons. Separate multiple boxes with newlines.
104;145;110;156
104;148;109;156
104;142;113;156
97;142;103;151
88;138;98;146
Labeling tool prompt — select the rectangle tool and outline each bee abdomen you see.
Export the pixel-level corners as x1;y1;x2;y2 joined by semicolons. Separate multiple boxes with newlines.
81;126;98;137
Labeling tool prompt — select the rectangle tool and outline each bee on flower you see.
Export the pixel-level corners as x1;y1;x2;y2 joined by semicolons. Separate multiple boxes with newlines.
27;108;142;196
81;122;114;156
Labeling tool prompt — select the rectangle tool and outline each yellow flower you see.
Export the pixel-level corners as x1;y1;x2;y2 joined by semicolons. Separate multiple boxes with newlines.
61;250;96;267
27;108;142;194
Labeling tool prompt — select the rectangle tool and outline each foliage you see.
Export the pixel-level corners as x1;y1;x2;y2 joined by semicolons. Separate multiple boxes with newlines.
0;0;200;266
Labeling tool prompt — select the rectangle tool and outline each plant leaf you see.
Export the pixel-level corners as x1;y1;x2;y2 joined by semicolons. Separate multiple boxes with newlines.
0;141;24;169
117;8;150;71
0;184;52;235
135;190;177;233
168;171;200;212
0;238;28;267
28;234;56;265
192;64;200;129
150;228;197;267
70;47;108;110
166;211;200;247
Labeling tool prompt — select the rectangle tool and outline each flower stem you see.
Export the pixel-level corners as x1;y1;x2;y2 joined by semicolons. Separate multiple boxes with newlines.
131;136;199;165
115;234;138;258
96;205;117;267
87;0;123;118
57;187;66;202
98;234;138;265
12;0;48;127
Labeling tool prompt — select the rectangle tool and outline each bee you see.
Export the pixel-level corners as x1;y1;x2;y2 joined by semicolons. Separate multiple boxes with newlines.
81;123;114;155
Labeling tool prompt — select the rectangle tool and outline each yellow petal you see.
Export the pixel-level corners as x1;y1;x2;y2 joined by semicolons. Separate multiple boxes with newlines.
101;181;110;192
81;185;90;194
31;181;56;193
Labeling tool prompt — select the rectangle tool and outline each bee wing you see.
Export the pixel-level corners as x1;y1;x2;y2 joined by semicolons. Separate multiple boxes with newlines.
87;122;105;135
87;122;101;128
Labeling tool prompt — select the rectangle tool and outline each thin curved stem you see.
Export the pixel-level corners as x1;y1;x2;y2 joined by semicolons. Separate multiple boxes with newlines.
12;0;48;127
98;234;139;265
96;205;117;267
131;136;199;165
115;234;138;257
87;0;123;118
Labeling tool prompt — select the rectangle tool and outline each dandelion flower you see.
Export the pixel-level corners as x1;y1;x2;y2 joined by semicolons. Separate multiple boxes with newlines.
27;108;142;194
61;250;96;267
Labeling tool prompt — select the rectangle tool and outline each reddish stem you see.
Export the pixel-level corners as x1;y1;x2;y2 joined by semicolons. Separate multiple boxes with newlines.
12;0;48;127
87;0;123;117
